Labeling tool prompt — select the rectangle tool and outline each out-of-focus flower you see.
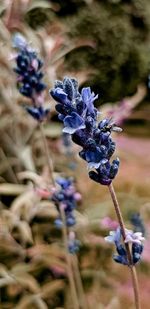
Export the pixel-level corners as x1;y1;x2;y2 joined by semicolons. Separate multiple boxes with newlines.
13;33;49;121
51;177;81;227
68;231;80;254
130;213;145;236
100;216;118;230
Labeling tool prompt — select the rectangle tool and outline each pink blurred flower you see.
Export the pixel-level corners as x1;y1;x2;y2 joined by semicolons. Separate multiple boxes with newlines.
100;216;118;230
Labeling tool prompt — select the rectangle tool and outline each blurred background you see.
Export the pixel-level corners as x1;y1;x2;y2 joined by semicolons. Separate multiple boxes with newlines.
0;0;150;308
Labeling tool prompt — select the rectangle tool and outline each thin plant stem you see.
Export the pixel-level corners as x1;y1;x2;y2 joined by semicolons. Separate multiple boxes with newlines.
38;121;79;308
39;122;55;186
60;207;80;309
108;183;141;309
72;254;88;309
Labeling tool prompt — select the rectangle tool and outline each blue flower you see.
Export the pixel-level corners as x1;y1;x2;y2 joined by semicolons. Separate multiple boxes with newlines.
51;177;81;228
50;77;121;185
105;227;144;265
50;88;69;105
132;243;144;264
81;87;98;115
13;34;48;122
63;112;86;134
68;231;81;254
25;106;50;121
105;227;121;245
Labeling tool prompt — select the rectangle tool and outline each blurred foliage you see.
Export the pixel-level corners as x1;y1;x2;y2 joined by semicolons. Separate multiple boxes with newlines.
47;0;150;102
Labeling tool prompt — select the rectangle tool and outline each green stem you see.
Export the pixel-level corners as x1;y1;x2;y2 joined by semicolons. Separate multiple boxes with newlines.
108;183;141;309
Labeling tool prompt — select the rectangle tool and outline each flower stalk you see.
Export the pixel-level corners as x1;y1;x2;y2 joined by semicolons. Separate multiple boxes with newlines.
72;254;87;309
49;76;144;309
60;207;80;309
39;122;55;186
108;183;141;309
39;128;80;309
13;36;81;308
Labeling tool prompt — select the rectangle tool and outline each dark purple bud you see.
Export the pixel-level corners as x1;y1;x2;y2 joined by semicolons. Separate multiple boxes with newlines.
98;119;109;130
54;80;63;89
56;178;72;189
107;141;116;157
50;88;69;104
38;59;43;69
72;130;87;147
66;216;76;226
30;76;38;86
63;77;74;100
36;82;46;92
20;84;32;97
54;218;63;228
132;243;144;264
132;243;143;255
26;106;41;120
116;244;127;256
132;253;141;264
89;171;111;185
109;158;120;179
113;254;128;265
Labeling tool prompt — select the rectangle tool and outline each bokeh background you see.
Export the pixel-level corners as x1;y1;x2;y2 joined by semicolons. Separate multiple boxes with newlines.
0;1;150;308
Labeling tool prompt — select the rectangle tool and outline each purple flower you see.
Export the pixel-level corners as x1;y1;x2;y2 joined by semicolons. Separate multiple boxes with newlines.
50;88;69;105
81;87;98;114
13;34;48;122
105;227;121;245
25;106;50;121
50;77;121;185
51;177;81;228
124;230;145;245
68;231;80;254
105;227;145;265
63;112;86;134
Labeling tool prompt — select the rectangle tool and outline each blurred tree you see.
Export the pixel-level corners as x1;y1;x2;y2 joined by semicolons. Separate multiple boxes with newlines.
46;0;150;102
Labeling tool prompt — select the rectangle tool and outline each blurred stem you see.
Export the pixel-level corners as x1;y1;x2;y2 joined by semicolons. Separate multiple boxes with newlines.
39;121;79;307
0;148;18;183
108;183;141;309
60;207;79;309
72;254;87;309
39;122;55;186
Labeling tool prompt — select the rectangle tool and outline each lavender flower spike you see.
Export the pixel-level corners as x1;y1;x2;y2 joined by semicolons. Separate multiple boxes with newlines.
50;77;122;185
13;33;49;122
51;177;81;228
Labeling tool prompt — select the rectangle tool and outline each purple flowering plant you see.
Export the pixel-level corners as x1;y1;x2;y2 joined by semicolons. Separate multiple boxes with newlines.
51;177;81;228
50;76;144;309
51;177;81;253
50;77;121;186
13;33;49;121
13;33;145;307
